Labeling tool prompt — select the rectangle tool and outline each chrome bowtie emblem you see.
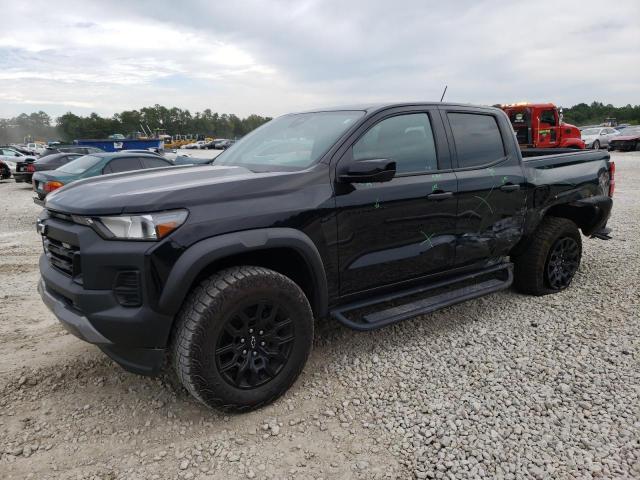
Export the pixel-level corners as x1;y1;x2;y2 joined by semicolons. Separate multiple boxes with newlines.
250;336;257;349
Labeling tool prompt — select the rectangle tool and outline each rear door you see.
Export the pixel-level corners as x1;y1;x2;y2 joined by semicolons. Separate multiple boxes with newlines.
441;108;526;266
335;107;458;296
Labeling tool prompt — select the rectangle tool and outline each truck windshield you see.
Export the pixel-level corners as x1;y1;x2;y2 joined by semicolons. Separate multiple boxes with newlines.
57;154;101;174
214;111;364;171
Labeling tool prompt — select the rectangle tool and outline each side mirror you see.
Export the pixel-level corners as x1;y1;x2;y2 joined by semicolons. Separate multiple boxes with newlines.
15;153;20;157
339;158;396;183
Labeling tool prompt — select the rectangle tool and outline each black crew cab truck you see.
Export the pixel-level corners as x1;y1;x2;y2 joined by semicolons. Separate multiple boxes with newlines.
37;102;614;411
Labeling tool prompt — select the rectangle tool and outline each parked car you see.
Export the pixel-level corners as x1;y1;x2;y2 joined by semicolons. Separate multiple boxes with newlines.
13;158;36;182
183;141;208;149
0;147;36;176
214;139;234;149
32;151;173;201
8;144;35;155
39;145;104;158
0;160;10;180
608;126;640;151
14;153;83;183
27;142;47;155
36;102;614;411
581;127;620;149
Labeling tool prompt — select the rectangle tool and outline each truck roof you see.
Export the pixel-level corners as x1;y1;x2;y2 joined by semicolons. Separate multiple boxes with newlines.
292;102;502;115
501;103;557;109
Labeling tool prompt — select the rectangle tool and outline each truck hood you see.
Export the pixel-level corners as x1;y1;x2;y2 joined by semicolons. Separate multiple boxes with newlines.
45;165;295;215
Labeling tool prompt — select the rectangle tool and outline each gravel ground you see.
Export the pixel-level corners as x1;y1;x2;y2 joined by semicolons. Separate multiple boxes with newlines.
1;152;639;479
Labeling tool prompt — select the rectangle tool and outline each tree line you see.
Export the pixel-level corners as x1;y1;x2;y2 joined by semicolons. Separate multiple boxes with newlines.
1;101;639;145
561;102;640;127
0;105;272;144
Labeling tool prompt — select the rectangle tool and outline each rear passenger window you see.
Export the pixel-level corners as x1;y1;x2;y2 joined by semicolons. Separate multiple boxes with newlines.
140;157;170;169
103;157;142;174
447;113;505;168
353;113;438;173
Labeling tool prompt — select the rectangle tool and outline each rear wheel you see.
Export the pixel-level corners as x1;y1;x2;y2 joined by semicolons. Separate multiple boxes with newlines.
171;266;314;411
512;217;582;295
592;140;600;150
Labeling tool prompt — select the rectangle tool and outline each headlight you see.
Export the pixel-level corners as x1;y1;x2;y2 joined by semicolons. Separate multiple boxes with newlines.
73;209;188;240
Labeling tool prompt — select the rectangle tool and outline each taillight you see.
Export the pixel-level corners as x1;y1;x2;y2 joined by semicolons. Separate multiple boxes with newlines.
44;181;64;193
27;163;35;173
608;161;615;197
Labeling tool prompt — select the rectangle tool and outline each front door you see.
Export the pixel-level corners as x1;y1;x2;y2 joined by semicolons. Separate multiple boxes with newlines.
536;108;559;148
441;108;527;266
335;109;458;296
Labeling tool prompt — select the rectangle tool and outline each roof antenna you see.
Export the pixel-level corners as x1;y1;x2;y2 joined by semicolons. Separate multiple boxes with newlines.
440;85;448;102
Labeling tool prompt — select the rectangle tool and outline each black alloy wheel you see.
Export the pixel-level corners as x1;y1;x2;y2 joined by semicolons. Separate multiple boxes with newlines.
545;237;580;290
215;301;295;389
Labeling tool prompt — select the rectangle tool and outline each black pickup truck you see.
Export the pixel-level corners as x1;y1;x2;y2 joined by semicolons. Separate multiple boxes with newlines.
36;102;614;411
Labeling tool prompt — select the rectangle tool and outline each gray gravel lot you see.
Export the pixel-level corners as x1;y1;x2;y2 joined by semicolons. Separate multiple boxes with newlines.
0;152;639;479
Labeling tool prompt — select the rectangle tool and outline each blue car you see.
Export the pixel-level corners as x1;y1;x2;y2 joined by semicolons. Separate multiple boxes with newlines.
32;151;173;201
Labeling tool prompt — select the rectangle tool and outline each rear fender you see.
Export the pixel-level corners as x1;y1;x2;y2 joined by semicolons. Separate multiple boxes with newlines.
511;195;612;256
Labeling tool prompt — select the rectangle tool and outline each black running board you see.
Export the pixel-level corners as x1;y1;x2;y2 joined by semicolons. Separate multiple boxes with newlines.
331;263;513;331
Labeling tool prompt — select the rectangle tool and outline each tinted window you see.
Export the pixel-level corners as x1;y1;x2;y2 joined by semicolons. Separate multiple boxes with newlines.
353;113;438;173
103;157;142;174
447;113;505;168
140;157;171;169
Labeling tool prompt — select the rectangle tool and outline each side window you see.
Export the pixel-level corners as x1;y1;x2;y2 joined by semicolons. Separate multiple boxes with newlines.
447;113;505;168
103;157;142;174
353;113;438;174
539;109;556;125
140;157;170;169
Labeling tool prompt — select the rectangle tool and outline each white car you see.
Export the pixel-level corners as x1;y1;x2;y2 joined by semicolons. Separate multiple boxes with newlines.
0;148;35;174
27;142;47;155
581;127;620;150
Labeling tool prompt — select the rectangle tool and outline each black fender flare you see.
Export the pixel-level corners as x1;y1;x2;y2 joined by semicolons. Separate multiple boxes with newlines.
158;228;329;318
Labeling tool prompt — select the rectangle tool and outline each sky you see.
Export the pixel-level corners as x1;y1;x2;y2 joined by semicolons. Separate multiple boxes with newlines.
0;0;638;120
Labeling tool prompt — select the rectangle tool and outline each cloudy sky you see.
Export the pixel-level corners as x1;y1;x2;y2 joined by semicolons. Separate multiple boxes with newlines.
1;0;638;119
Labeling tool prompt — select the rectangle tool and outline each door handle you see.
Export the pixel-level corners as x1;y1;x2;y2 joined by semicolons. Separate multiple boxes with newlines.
500;184;520;192
427;191;454;200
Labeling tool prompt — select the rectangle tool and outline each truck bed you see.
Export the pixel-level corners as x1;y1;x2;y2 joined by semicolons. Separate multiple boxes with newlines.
522;149;610;169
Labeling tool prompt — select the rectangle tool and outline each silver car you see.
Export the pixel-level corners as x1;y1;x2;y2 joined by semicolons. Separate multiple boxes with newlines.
581;127;620;149
0;148;35;175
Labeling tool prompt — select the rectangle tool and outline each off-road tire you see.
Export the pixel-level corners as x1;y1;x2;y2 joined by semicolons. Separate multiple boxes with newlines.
512;217;582;296
171;266;314;412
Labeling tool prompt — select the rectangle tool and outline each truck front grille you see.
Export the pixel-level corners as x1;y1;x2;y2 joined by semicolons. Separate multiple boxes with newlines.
43;237;80;277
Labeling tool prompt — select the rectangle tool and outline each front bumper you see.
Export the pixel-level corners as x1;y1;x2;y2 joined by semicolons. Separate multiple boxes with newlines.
37;214;175;375
38;278;112;344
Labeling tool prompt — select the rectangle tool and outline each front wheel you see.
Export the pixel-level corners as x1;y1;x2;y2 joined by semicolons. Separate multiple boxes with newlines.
512;217;582;296
592;140;600;150
171;266;314;411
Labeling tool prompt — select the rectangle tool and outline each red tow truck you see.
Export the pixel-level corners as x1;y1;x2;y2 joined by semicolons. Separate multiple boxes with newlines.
501;103;585;149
